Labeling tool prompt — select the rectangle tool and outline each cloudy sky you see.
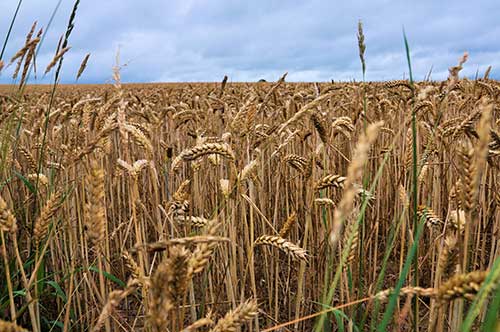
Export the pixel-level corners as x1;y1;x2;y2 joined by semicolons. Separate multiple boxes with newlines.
0;0;499;83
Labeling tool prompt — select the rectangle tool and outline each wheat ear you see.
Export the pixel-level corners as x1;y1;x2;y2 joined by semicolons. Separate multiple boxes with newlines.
210;299;259;332
189;219;222;273
93;279;140;332
254;235;309;262
172;143;235;171
0;319;30;332
85;160;106;248
76;53;90;80
329;121;383;247
315;174;346;190
437;270;489;303
278;211;297;238
33;191;64;245
44;46;71;75
0;196;17;233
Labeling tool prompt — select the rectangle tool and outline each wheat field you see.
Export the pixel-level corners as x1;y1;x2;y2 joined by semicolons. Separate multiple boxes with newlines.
0;64;499;332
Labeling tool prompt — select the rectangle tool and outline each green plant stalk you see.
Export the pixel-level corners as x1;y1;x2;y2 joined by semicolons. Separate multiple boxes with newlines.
461;257;500;331
54;0;80;81
358;22;368;321
376;216;425;332
366;207;406;331
36;0;80;196
403;30;419;332
358;67;369;326
0;0;23;61
31;1;79;319
481;285;500;332
366;175;431;330
356;62;370;326
32;2;80;268
315;145;392;331
315;193;370;331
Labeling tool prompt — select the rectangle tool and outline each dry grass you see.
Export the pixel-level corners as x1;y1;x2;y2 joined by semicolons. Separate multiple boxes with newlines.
0;74;499;332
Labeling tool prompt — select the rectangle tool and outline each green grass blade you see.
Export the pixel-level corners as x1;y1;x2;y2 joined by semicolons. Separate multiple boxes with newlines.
376;216;425;332
88;266;126;288
0;0;23;61
461;257;500;331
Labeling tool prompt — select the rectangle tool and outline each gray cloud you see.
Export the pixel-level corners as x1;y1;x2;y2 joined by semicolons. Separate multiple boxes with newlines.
0;0;499;83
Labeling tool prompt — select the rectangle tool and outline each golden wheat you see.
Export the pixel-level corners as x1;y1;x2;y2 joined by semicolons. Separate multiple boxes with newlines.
254;235;309;262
